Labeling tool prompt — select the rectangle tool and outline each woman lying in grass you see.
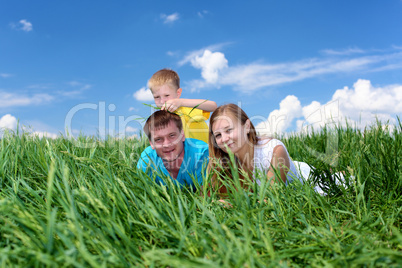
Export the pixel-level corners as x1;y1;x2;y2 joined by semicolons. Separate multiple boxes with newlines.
207;103;342;197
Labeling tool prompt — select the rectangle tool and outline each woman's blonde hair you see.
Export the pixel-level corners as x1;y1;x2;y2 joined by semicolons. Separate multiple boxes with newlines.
208;104;258;194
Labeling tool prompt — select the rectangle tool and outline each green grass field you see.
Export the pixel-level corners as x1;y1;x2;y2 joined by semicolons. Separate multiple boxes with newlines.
0;120;401;267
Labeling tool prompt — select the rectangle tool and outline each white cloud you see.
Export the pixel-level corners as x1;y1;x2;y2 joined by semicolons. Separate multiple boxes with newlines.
10;19;33;32
59;90;84;97
329;79;402;126
161;13;179;24
182;46;402;93
68;81;92;90
190;50;228;84
178;43;231;66
255;95;302;135
220;55;398;93
20;19;33;31
256;79;402;135
55;81;92;98
27;84;52;89
0;114;18;130
332;79;402;113
72;129;81;135
133;87;154;101
197;10;209;18
68;81;82;87
321;47;365;55
0;73;12;78
125;126;138;133
297;100;340;132
0;91;54;108
127;134;139;140
31;131;59;139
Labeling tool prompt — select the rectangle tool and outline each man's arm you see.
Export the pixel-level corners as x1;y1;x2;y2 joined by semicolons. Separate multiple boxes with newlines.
136;155;149;173
197;147;210;185
191;144;210;187
161;98;217;112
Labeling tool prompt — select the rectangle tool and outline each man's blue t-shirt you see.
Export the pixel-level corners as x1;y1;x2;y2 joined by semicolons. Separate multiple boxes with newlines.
136;138;209;189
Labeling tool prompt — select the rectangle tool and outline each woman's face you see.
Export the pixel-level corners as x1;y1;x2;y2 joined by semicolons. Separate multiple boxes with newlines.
211;113;250;155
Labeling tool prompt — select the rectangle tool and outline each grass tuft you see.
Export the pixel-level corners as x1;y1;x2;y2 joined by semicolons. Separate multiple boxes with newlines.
0;121;401;266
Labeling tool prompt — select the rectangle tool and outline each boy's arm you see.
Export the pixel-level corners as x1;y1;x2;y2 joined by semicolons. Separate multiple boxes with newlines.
161;98;217;112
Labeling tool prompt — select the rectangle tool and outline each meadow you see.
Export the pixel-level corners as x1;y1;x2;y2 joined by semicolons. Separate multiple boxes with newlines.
0;120;401;267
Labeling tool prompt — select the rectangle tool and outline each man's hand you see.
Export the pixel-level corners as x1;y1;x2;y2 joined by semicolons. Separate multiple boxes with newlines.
161;99;182;112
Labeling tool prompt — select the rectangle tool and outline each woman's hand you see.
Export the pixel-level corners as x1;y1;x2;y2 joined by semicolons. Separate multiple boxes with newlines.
212;199;233;208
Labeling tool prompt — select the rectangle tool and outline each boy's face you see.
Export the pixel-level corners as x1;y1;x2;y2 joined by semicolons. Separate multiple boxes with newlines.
149;121;185;162
152;84;182;107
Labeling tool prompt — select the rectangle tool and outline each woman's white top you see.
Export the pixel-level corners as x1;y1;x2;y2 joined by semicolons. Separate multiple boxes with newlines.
253;139;306;185
253;138;346;195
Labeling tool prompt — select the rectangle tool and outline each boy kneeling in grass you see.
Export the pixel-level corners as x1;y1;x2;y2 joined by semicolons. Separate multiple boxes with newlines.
148;68;217;143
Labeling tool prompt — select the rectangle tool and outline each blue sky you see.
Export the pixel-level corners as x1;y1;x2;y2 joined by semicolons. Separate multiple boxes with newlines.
1;0;401;138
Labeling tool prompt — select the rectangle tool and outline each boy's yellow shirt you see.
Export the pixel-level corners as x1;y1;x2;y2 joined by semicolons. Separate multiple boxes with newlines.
175;107;210;143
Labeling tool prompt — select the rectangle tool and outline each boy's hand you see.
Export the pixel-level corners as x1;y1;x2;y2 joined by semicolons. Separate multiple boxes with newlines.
161;98;182;112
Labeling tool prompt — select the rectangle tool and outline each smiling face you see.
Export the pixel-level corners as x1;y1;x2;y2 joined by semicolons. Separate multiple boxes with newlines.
150;121;185;162
151;84;182;107
211;113;251;155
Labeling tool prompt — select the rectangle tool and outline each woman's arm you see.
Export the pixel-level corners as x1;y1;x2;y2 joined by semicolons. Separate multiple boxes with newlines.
266;145;290;184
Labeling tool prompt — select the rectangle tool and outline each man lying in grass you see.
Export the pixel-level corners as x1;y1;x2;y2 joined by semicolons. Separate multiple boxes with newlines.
137;110;209;190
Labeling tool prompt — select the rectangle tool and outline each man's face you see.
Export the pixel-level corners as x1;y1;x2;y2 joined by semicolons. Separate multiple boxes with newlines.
150;121;185;162
152;84;181;107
